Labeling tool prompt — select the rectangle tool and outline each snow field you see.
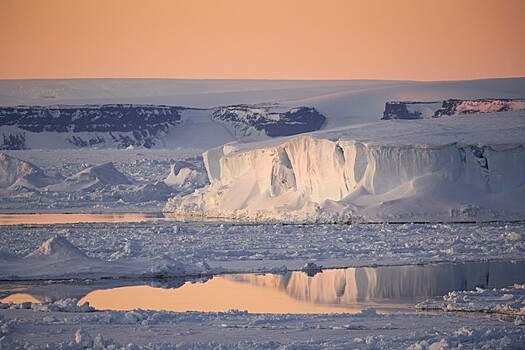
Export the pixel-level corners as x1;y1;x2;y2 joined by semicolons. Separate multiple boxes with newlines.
0;306;523;349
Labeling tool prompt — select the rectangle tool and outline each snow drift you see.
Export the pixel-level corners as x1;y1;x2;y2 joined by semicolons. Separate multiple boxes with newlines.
165;112;525;222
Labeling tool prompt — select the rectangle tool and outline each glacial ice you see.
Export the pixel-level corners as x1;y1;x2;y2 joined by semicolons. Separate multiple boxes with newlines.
165;113;525;222
164;161;208;190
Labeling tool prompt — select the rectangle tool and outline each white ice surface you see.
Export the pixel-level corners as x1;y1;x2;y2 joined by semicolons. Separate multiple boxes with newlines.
1;78;524;151
166;112;525;223
0;305;523;349
417;284;525;316
1;78;525;348
0;149;207;212
1;221;523;279
0;221;524;348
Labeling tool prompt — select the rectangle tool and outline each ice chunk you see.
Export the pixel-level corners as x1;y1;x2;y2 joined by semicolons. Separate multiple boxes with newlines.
27;235;88;260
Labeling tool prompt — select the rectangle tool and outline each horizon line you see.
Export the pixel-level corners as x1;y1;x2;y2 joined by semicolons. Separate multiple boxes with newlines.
1;76;525;83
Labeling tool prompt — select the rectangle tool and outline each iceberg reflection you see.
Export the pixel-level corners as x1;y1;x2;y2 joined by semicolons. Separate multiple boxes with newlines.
1;261;523;313
226;261;525;305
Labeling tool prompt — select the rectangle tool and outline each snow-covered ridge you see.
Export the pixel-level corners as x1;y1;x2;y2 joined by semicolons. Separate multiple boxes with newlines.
382;98;525;120
212;105;326;139
165;112;525;222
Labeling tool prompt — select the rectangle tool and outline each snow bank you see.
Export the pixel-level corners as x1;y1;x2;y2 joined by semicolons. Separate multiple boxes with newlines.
165;113;525;222
1;303;524;349
0;298;94;313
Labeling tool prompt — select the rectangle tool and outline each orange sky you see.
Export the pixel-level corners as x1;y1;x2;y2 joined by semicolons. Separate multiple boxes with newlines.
1;0;524;80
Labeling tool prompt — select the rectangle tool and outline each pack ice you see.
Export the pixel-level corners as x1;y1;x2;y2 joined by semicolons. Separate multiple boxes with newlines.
165;111;525;222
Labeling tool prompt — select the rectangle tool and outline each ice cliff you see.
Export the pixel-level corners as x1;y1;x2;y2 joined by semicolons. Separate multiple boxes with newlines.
382;98;525;120
165;112;525;222
0;104;184;149
212;105;326;139
435;98;525;117
0;104;326;150
382;101;442;120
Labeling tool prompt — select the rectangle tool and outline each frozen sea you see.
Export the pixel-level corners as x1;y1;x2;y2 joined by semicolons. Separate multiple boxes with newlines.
1;78;524;348
0;149;524;349
1;214;524;349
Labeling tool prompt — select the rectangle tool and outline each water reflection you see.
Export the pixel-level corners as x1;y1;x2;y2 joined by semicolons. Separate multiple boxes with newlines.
1;261;523;314
227;260;525;304
0;212;170;225
80;278;364;314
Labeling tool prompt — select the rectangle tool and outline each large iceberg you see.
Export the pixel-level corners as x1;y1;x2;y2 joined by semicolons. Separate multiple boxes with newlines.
165;112;525;222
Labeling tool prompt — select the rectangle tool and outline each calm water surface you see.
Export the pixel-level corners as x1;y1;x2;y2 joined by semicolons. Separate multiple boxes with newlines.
2;260;524;314
0;212;176;225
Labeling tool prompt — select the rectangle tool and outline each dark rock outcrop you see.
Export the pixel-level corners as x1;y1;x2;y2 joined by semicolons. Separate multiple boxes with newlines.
0;104;184;149
212;106;326;137
383;98;525;120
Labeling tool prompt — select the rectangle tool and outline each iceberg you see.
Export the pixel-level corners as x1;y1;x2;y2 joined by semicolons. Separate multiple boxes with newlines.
165;112;525;222
0;152;57;189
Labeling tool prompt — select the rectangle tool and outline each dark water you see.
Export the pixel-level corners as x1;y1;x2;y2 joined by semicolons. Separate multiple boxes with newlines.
1;260;524;314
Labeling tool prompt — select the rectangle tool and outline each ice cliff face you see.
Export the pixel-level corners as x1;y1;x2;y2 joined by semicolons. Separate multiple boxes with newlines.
382;99;525;120
435;98;525;117
0;104;184;149
0;104;326;150
212;105;326;139
382;102;442;120
165;113;525;222
164;161;208;190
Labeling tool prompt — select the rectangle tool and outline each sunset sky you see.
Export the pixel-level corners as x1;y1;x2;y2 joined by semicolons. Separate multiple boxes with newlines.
1;0;524;81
